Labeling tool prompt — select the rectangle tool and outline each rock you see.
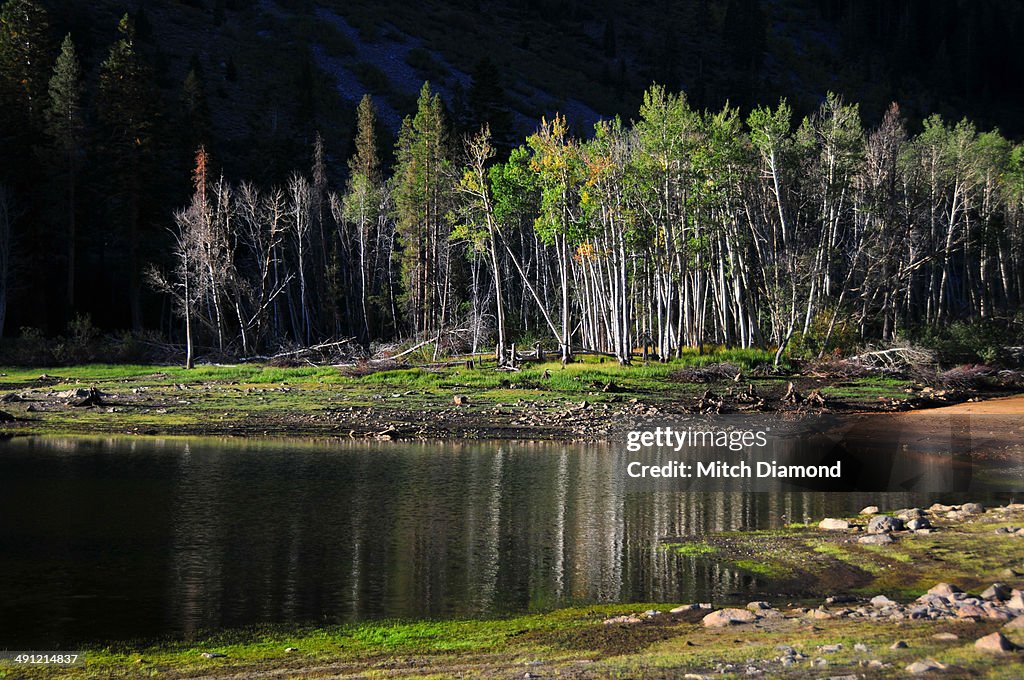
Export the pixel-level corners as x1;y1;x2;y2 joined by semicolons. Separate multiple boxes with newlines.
810;608;833;619
982;583;1012;601
702;608;758;627
907;517;932;531
1004;615;1024;629
71;387;106;407
452;395;468;406
201;652;227;658
0;410;15;422
956;604;986;618
961;502;985;514
927;583;963;598
858;533;894;545
284;647;298;652
890;640;909;649
906;659;945;674
975;631;1017;653
929;503;953;513
670;604;699;613
860;506;880;515
603;615;642;625
746;601;772;611
818;518;851;530
0;392;23;403
870;595;896;607
818;643;842;653
867;515;904;534
897;508;925;521
868;659;884;668
1007;592;1024;609
932;632;958;641
854;643;869;652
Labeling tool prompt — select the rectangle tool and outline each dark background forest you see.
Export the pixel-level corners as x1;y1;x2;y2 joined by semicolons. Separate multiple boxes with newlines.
2;0;1023;363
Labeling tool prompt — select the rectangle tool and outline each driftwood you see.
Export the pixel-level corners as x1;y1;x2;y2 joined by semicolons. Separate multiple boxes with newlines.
849;346;936;372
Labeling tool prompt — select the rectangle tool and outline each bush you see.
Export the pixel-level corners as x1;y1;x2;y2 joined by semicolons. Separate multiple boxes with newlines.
908;319;1023;367
787;309;859;359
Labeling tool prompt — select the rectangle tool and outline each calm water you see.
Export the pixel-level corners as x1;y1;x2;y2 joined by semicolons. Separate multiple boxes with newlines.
0;436;1010;647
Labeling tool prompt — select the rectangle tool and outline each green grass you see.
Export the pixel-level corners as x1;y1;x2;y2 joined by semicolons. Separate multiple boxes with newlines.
663;541;718;557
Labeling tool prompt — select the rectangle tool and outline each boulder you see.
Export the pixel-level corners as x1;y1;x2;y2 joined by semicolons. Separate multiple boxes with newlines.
897;508;925;521
906;659;945;674
1004;615;1024;630
860;506;880;515
670;604;699;614
982;583;1012;601
818;518;851;530
702;608;758;627
858;533;894;545
956;604;986;618
907;517;932;531
867;515;904;534
746;601;772;611
870;595;896;607
961;502;985;514
603;615;642;625
927;583;963;598
975;631;1017;653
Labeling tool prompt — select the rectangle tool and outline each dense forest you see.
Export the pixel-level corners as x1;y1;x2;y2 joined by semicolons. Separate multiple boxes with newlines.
2;0;1023;365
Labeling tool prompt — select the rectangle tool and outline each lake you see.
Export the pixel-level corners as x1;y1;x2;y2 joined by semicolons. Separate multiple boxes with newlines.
0;435;1010;647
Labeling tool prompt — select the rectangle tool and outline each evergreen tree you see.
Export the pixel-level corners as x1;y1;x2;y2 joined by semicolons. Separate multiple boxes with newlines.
0;0;51;176
45;33;84;308
0;0;51;126
342;95;385;342
98;14;158;330
393;82;456;337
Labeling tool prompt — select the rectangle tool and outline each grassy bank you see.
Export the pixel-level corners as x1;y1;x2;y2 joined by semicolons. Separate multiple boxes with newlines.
0;351;948;440
5;503;1024;678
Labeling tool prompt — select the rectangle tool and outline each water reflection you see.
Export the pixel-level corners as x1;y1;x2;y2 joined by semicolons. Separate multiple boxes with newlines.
0;436;1005;647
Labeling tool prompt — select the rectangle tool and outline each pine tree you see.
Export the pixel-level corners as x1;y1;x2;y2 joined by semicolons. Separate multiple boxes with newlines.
0;0;51;126
0;0;51;177
98;14;158;330
342;95;384;342
45;33;84;308
393;82;455;337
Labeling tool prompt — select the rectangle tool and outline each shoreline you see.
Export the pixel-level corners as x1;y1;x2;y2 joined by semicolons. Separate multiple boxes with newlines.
1;362;1021;443
7;501;1024;678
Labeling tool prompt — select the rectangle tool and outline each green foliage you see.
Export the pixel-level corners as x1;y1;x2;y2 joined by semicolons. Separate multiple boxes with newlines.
908;319;1023;366
787;309;859;359
45;33;83;153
